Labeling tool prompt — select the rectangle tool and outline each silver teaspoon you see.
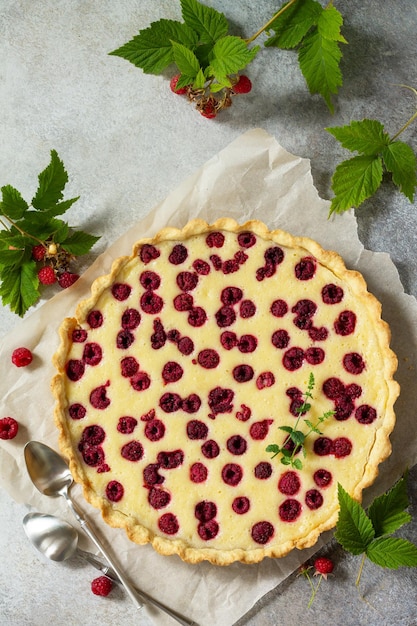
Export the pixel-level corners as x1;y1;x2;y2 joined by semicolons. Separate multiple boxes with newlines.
23;512;196;626
23;440;144;611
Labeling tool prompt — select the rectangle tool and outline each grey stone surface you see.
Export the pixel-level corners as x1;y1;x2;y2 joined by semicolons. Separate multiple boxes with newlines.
0;1;416;625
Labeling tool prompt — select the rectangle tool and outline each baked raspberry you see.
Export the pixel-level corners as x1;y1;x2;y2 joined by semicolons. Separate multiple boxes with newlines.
239;299;256;318
222;463;243;486
130;371;151;391
188;306;207;327
121;440;144;462
148;488;171;509
265;247;284;267
195;500;217;522
80;444;105;467
190;462;208;482
81;425;106;446
116;329;135;349
332;437;352;458
233;75;252;94
236;404;252;421
143;463;164;486
221;286;243;305
251;521;274;544
170;74;188;94
111;283;131;301
314;556;334;577
305;347;325;365
68;403;86;420
140;408;156;422
117;416;138;434
334;395;354;420
254;462;273;479
158;513;179;535
192;258;210;274
168;244;188;264
105;480;124;502
305;489;324;510
58;272;79;289
208;387;234;415
334;310;356;335
140;244;160;263
201;439;220;459
90;382;111;409
279;499;302;522
197;349;220;369
210;254;222;270
176;271;198;291
0;417;19;440
11;347;33;367
162;361;183;383
346;383;362;398
215;305;236;327
355;404;377;424
159;392;182;413
220;331;238;350
186;420;208;440
271;329;290;349
238;334;257;353
292;299;317;319
232;496;250;514
249;419;273;440
256;371;275;389
227;435;247;455
173;293;194;311
82;342;102;366
313;469;332;488
270;299;288;317
308;326;329;341
313;436;333;456
144;419;166;441
72;328;88;343
140;271;161;290
140;291;163;314
283;347;305;371
206;231;225;248
120;356;139;377
233;364;254;383
322;283;344;304
91;576;113;596
237;231;256;248
87;310;103;328
38;265;56;285
278;471;301;495
181;393;201;413
222;259;240;274
66;359;85;381
32;244;46;261
343;352;365;374
178;336;194;355
295;256;316;280
323;377;344;399
151;318;166;349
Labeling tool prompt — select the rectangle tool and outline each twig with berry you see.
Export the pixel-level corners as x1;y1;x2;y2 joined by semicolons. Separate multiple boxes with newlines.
0;150;100;316
299;556;334;608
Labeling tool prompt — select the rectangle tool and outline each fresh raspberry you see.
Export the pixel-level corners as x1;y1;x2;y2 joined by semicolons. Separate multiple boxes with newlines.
200;98;217;119
58;272;79;289
0;417;19;440
32;244;46;261
91;576;113;597
314;557;334;578
233;75;252;94
38;265;56;285
170;74;188;95
12;347;33;367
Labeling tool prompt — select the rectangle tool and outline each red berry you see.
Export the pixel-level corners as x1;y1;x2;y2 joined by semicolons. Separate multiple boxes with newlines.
38;265;56;285
91;576;113;597
32;244;46;261
314;556;334;578
12;347;33;367
233;75;252;94
170;74;188;95
200;99;217;119
58;271;80;288
0;417;19;440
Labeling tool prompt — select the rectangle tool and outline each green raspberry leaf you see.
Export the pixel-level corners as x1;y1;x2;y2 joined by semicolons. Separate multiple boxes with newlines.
208;36;259;79
366;537;417;569
317;5;347;43
0;261;39;317
335;484;375;555
368;473;412;537
329;154;383;214
32;150;68;211
180;0;228;45
0;185;29;220
326;119;391;156
109;19;198;75
265;0;322;49
60;230;100;256
171;41;201;85
44;196;80;217
382;141;417;202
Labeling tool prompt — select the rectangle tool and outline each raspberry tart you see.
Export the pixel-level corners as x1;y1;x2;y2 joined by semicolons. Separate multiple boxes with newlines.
52;218;399;565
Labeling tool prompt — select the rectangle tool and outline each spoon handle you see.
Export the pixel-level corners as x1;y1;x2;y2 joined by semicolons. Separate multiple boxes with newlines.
63;493;144;611
78;549;197;626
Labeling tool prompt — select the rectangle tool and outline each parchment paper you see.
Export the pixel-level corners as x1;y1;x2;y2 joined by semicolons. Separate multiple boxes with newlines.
1;129;416;626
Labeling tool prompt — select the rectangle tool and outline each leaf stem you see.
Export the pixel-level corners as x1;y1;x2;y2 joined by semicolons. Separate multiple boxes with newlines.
0;211;45;246
245;0;298;45
355;553;366;588
391;109;417;141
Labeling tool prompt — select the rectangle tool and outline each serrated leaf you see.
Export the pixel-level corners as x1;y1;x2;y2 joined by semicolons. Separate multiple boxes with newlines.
32;150;68;210
265;444;280;454
292;458;303;470
329;154;383;214
335;484;375;555
366;537;417;569
317;5;347;43
208;36;259;79
0;248;27;267
44;196;80;217
60;230;99;255
193;68;206;89
382;141;417;202
0;261;39;316
265;0;322;49
326;119;390;156
109;19;198;75
0;185;29;219
291;430;305;446
368;474;412;537
298;29;343;112
171;41;201;82
279;425;294;434
180;0;228;45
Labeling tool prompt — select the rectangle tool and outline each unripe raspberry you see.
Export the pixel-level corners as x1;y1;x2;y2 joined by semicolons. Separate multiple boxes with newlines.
48;243;58;255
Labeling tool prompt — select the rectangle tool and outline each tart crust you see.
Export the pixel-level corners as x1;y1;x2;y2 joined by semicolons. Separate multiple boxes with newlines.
52;218;399;565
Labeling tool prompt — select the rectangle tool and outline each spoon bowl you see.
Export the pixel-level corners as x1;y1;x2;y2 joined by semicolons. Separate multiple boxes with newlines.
23;512;78;562
24;440;73;498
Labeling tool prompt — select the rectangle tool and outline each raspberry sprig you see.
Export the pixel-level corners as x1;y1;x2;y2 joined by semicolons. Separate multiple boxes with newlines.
0;150;99;316
299;556;334;608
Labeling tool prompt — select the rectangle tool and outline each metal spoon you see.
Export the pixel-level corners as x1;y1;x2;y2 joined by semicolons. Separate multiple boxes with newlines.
23;440;144;611
23;512;195;626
